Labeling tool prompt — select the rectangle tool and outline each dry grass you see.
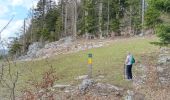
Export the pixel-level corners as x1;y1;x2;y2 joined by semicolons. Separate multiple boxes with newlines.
135;52;170;100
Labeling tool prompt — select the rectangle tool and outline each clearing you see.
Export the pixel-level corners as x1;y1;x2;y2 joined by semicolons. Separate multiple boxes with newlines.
1;36;161;99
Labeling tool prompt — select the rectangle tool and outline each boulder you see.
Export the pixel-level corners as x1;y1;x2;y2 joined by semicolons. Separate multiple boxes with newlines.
79;79;94;93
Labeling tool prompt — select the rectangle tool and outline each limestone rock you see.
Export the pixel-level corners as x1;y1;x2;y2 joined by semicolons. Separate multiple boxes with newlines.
79;79;94;93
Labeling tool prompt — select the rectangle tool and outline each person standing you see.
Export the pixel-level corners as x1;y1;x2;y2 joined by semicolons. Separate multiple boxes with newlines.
125;52;135;80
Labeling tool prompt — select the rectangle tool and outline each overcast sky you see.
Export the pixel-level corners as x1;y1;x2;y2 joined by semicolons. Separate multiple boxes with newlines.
0;0;58;42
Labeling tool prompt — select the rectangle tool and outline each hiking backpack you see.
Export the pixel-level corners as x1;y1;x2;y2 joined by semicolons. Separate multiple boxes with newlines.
131;56;135;64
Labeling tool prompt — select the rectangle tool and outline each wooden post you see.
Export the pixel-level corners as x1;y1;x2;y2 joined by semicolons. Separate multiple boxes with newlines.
88;53;92;78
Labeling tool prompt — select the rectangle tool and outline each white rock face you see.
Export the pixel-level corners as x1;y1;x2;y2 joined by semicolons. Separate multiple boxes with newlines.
17;42;43;60
18;37;108;61
27;42;43;56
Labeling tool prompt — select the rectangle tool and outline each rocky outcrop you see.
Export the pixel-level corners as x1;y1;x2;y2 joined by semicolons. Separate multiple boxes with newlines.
17;42;44;60
18;37;108;61
79;79;94;94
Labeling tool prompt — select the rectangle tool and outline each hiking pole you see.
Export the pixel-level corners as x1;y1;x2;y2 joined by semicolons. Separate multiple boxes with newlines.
124;64;126;79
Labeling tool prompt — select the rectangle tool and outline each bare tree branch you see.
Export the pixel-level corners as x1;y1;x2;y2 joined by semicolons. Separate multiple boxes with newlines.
0;16;15;40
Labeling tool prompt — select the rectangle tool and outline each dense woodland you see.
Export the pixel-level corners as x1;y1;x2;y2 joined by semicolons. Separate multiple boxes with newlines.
9;0;170;56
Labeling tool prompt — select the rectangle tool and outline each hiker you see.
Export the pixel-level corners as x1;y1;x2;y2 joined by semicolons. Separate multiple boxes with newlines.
125;52;135;80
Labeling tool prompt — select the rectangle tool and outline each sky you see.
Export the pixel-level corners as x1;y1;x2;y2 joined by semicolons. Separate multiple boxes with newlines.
0;0;58;42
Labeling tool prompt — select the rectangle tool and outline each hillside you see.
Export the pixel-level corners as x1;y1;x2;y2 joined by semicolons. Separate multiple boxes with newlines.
17;36;158;84
1;36;164;99
0;0;170;99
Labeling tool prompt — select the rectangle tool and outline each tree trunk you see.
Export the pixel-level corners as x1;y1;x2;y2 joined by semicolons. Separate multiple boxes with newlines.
84;0;88;39
61;0;64;37
129;5;132;35
23;19;26;53
106;0;110;37
64;2;68;37
73;0;77;39
42;0;46;29
99;0;103;39
141;0;145;36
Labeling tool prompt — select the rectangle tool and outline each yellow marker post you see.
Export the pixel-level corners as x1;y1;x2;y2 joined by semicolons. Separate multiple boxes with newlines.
88;53;92;78
88;58;92;64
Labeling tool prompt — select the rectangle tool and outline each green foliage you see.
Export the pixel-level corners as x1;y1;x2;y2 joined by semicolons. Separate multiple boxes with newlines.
32;0;58;42
146;0;170;44
45;8;58;32
16;0;144;42
9;0;170;57
124;0;142;34
110;19;120;33
109;0;121;33
145;7;161;28
9;39;22;56
55;16;62;38
148;0;170;12
40;28;50;41
156;24;170;44
84;0;98;35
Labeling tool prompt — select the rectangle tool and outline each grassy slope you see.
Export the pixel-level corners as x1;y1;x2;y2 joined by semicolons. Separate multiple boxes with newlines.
15;36;159;90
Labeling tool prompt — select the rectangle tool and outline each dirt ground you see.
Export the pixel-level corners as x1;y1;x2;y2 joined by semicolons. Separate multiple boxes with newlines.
133;51;170;100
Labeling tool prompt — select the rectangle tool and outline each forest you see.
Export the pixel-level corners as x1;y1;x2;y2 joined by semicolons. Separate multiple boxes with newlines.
9;0;170;57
